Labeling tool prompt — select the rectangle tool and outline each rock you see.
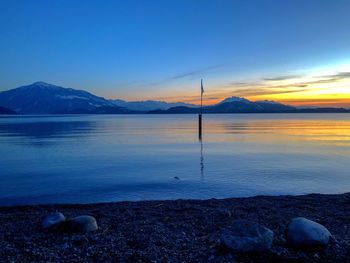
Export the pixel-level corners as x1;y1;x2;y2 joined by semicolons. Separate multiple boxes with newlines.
286;217;331;247
42;212;66;230
220;220;274;252
68;215;98;233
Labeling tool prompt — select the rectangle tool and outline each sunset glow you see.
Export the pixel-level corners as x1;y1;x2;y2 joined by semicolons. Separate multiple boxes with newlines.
1;1;350;108
152;65;350;108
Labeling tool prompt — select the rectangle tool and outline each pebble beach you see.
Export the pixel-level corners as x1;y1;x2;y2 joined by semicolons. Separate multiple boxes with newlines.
1;193;349;262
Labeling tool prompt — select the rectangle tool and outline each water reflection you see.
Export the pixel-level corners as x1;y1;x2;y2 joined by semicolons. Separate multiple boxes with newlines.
0;113;350;205
0;120;96;138
200;138;204;180
201;117;350;147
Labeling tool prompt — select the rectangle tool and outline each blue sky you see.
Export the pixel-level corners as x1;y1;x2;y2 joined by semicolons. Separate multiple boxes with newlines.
1;0;350;106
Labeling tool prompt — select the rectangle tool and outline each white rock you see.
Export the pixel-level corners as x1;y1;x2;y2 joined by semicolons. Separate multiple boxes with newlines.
220;220;274;252
42;212;66;230
286;217;331;247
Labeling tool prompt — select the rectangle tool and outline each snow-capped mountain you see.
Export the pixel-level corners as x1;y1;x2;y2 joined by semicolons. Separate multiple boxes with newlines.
214;97;295;112
0;82;114;114
217;96;251;104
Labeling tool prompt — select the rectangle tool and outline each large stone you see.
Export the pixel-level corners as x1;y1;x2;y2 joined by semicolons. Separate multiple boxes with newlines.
42;212;66;230
68;215;98;233
286;217;331;247
220;220;274;252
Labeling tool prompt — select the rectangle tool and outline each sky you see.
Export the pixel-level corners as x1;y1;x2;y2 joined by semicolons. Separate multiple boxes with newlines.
0;0;350;107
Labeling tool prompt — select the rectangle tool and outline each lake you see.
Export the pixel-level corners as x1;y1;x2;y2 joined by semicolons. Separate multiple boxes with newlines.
0;113;349;205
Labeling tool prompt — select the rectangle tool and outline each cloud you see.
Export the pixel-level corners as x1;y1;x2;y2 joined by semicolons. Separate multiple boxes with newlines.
137;64;226;88
205;97;220;100
291;72;350;87
260;83;309;89
225;81;265;87
262;72;350;85
167;65;224;81
322;71;350;80
230;87;310;97
263;75;301;81
222;70;350;98
278;98;350;107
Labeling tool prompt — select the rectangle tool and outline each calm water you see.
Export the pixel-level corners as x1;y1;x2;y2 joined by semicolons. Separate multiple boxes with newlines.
0;114;349;205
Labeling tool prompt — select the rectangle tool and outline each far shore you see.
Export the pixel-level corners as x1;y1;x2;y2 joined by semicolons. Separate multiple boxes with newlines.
1;193;349;262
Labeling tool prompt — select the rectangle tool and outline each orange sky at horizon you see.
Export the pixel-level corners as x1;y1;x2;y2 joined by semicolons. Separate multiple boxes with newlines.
157;95;350;108
125;67;350;108
105;63;350;108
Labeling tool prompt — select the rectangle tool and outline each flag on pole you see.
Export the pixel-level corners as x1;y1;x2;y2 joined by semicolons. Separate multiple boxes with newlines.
201;79;204;95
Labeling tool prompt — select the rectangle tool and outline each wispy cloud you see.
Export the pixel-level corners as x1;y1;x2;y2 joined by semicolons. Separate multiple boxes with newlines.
228;87;310;97
167;65;224;81
225;81;265;87
137;64;226;88
322;71;350;80
263;75;301;81
223;71;350;98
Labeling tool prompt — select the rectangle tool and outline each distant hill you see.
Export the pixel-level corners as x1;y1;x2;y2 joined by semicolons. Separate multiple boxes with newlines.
150;98;350;114
0;105;16;114
294;107;350;113
150;97;297;114
0;82;114;114
255;100;296;112
111;99;196;111
150;106;199;114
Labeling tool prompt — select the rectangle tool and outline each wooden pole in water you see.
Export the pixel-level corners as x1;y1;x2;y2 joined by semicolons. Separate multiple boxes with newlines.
199;79;203;140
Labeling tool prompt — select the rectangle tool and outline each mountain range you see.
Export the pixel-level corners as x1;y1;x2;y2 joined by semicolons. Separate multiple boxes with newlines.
0;82;196;114
149;97;296;114
0;82;349;114
111;99;195;111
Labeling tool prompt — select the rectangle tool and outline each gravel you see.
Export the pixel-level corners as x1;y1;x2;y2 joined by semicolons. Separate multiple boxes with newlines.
0;193;349;262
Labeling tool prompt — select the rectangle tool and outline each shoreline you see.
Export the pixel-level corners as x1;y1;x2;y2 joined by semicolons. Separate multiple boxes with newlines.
1;193;349;262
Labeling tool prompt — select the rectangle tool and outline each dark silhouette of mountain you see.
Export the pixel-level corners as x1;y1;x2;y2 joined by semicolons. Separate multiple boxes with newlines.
150;97;298;114
149;97;350;114
294;107;350;113
255;100;296;112
208;97;297;113
0;82;114;114
0;105;16;114
111;99;196;111
150;106;199;114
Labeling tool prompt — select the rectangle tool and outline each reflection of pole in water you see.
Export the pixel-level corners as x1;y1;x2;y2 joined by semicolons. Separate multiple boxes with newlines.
200;137;204;180
198;79;204;179
198;114;202;140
